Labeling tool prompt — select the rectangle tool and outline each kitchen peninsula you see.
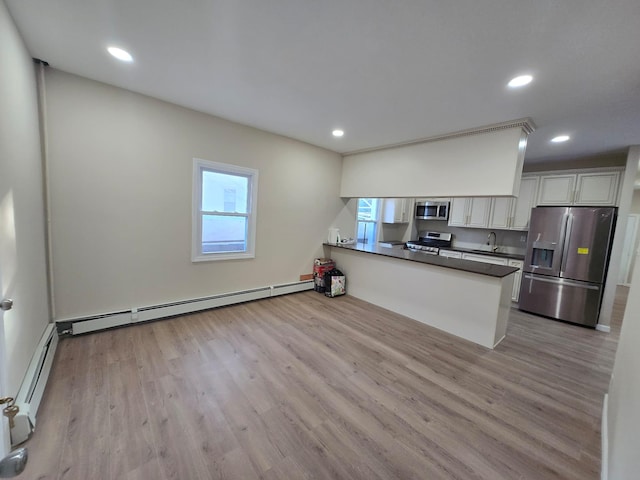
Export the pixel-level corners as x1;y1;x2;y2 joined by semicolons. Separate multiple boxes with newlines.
324;242;518;349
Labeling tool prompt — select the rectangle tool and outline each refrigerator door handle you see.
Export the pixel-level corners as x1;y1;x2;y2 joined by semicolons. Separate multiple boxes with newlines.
559;214;574;277
522;274;600;290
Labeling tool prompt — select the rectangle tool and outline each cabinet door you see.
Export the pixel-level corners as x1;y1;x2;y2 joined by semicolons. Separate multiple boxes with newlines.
537;175;576;206
382;198;409;223
461;253;508;265
439;249;462;259
448;198;468;227
488;198;513;230
399;198;412;223
467;198;491;228
509;260;524;301
574;172;620;206
511;176;539;230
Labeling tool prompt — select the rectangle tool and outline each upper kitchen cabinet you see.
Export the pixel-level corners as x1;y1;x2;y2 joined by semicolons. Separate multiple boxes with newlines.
382;198;412;224
449;197;491;228
536;174;576;205
536;169;621;206
488;176;539;230
511;176;540;229
574;171;620;206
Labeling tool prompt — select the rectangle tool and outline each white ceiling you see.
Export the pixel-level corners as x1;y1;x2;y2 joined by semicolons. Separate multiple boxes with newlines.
6;0;640;163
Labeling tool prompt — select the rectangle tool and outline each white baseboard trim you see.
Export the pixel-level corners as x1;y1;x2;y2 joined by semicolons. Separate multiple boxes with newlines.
601;393;608;480
59;280;314;335
596;324;611;333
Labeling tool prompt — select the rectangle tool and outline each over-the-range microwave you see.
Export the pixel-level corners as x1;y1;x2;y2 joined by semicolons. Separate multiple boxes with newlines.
415;201;450;221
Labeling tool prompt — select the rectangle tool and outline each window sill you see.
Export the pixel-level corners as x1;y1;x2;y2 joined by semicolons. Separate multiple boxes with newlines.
192;252;255;262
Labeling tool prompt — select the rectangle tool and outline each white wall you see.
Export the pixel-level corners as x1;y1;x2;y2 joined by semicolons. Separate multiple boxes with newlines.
0;0;50;394
44;69;345;319
607;253;640;479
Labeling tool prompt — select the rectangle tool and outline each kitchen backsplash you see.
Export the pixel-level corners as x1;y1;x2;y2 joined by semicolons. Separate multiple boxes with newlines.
415;220;528;255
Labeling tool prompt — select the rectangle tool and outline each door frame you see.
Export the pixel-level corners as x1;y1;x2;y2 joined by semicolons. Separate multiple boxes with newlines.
619;214;640;286
0;283;9;458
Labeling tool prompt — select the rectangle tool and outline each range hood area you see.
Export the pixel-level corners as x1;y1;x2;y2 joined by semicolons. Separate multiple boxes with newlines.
340;119;535;199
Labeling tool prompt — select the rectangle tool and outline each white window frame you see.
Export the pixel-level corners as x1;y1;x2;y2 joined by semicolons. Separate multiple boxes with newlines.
192;158;258;262
355;198;381;245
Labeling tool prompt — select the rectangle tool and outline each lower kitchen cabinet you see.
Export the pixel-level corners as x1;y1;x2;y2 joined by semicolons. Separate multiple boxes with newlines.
438;249;463;259
461;253;508;266
509;259;524;302
461;253;523;302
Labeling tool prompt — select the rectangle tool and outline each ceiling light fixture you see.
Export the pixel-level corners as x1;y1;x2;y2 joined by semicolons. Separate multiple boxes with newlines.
507;74;533;88
551;135;570;143
107;46;133;62
332;129;344;137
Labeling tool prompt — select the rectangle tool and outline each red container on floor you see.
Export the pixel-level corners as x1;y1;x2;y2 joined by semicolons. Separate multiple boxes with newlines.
313;258;335;293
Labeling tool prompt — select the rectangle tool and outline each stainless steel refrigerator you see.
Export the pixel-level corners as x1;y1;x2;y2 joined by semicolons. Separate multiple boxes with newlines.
519;206;616;327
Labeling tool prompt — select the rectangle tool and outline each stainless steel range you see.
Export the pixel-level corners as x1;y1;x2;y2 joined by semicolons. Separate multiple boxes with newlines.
405;231;453;255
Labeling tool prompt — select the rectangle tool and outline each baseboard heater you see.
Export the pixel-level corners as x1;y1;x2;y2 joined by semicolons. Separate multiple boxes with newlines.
58;280;314;336
11;323;58;446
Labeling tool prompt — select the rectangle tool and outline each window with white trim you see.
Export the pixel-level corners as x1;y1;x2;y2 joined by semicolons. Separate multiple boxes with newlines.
356;198;380;245
192;158;258;261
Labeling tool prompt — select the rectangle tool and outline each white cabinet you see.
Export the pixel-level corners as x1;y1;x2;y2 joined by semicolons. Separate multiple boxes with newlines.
439;249;462;259
488;198;513;230
488;175;539;231
461;253;508;265
537;171;620;206
509;260;524;302
537;174;576;206
382;198;411;224
448;198;491;228
460;253;523;302
448;198;468;226
511;176;539;230
574;171;620;206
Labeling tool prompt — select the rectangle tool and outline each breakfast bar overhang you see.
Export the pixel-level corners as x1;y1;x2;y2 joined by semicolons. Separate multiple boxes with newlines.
324;243;518;349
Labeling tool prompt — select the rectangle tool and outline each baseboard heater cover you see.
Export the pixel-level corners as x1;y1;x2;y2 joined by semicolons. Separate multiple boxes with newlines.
11;323;58;446
62;280;314;335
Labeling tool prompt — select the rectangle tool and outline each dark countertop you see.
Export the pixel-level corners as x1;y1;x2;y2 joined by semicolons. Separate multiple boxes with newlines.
324;243;519;278
440;247;525;261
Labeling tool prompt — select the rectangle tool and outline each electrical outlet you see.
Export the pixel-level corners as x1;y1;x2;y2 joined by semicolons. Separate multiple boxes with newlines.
520;235;526;242
131;308;138;321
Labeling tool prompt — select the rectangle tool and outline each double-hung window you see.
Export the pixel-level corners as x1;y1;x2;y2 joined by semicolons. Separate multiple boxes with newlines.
192;158;258;261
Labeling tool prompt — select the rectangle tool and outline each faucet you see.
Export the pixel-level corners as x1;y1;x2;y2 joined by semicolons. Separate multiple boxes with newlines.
487;231;498;252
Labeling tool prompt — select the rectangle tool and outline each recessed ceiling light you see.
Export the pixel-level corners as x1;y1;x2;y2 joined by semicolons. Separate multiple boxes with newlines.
107;46;133;62
551;135;570;143
332;129;344;137
508;75;533;88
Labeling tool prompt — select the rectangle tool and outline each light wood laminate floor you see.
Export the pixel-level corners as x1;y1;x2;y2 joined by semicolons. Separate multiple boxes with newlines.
23;288;626;480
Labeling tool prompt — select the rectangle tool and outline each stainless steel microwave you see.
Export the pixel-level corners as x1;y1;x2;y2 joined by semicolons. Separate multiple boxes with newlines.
415;201;450;221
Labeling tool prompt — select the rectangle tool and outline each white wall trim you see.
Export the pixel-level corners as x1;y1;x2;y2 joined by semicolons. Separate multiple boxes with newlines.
596;324;611;333
601;393;609;480
60;281;314;335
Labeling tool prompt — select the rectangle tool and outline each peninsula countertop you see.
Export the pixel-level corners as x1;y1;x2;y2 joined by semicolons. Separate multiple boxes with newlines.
324;243;519;278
